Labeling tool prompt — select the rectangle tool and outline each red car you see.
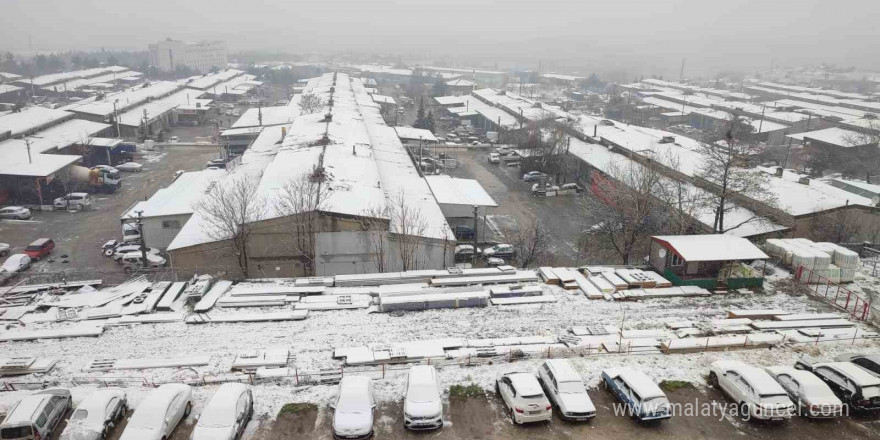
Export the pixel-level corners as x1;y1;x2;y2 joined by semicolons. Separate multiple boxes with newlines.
24;238;55;260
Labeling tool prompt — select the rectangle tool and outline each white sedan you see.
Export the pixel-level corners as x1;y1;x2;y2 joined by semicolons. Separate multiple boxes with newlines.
191;383;253;440
110;245;161;260
116;162;143;172
119;383;192;440
765;366;844;418
0;243;10;256
0;206;32;220
60;389;128;440
1;254;31;273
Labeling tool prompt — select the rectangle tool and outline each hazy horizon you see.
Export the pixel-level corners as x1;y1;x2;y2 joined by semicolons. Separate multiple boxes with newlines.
2;0;879;78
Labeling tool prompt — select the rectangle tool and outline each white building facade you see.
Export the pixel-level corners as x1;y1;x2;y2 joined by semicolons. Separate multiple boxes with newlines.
149;40;227;73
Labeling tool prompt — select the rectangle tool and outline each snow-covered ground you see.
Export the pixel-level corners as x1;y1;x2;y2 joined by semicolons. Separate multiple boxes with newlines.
2;272;879;422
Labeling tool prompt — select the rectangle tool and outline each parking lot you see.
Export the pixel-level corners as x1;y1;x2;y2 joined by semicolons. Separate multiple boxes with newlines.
444;148;589;266
0;145;219;285
241;384;880;440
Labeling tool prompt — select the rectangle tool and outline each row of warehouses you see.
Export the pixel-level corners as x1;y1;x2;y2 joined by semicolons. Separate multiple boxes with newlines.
0;67;262;204
124;72;498;279
428;81;880;243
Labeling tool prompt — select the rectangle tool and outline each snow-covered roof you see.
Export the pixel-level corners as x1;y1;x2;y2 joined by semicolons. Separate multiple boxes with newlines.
446;79;475;87
394;126;437;142
799;127;871;148
425;175;497;208
0;71;22;81
87;137;122;148
541;73;585;82
40;70;141;93
568;138;787;238
0;106;72;137
473;88;572;122
66;81;183;118
653;235;769;262
756;166;876;216
0;84;22;94
353;64;413;77
434;95;469;106
20;66;129;87
184;69;243;90
231;106;300;129
170;73;452;250
122;169;226;219
3;119;108;154
117;88;210;127
371;94;396;106
475;107;519;130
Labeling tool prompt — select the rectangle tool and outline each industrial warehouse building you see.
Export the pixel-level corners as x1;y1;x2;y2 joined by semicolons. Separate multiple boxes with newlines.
141;73;458;279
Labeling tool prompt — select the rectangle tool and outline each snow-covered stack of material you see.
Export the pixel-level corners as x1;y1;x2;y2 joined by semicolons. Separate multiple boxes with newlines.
814;242;859;283
827;264;841;284
377;291;489;312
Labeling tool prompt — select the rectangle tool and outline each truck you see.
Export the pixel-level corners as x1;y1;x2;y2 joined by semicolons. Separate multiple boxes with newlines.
70;165;122;194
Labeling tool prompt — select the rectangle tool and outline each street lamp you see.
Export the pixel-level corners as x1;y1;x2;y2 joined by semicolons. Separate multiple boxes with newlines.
113;99;121;138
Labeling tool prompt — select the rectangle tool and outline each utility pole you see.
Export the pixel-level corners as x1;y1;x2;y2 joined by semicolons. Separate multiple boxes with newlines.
135;210;147;271
758;105;766;133
112;100;121;138
25;138;32;164
472;205;479;267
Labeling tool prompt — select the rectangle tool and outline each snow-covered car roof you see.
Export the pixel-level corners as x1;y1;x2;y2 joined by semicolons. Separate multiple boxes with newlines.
603;367;665;399
713;360;786;394
2;254;30;271
503;372;543;396
126;384;189;430
815;362;880;385
67;389;126;429
197;384;248;428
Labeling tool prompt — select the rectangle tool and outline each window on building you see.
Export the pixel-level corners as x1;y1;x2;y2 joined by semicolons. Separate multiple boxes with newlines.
670;253;684;267
162;220;181;229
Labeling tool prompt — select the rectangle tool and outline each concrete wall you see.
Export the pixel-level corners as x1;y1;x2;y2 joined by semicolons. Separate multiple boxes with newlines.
141;214;191;250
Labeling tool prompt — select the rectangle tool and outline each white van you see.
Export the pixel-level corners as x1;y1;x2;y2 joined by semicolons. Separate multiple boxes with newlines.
403;365;443;430
538;359;596;421
53;192;92;210
0;388;72;440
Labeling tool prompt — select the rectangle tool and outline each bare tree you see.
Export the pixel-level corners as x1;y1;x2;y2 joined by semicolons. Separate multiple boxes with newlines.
696;115;778;233
389;192;429;271
273;171;330;276
194;175;265;277
840;119;880;183
503;217;552;268
810;208;861;243
358;205;391;273
581;160;668;264
298;92;324;115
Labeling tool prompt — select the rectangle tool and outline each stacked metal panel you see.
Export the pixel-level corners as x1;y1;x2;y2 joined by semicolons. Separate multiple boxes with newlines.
377;291;489;312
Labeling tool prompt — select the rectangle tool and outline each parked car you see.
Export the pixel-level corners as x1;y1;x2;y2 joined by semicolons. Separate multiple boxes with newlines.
120;252;167;269
835;353;880;377
110;244;160;260
119;383;192;440
53;192;93;210
454;245;481;262
206;158;227;169
169;136;180;143
122;224;141;242
191;383;253;440
92;164;119;173
709;360;795;421
452;225;475;240
558;183;584;194
1;254;31;273
331;376;375;440
403;366;443;430
538;359;596;422
24;238;55;260
0;206;32;220
496;371;552;424
531;183;560;197
522;171;547;182
101;239;120;254
495;146;511;155
485;257;506;267
488;152;500;164
60;389;128;440
795;358;880;410
0;388;72;440
601;367;671;422
116;162;143;172
764;366;843;418
0;242;10;256
482;244;514;259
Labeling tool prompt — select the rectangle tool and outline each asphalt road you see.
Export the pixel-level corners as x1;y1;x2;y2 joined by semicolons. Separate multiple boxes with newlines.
0;145;219;286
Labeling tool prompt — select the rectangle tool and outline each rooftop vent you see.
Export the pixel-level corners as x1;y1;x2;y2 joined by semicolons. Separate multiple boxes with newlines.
774;167;784;177
798;176;811;185
322;112;333;122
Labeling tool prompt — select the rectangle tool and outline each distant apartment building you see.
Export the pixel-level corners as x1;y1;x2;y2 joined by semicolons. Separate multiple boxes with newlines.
148;39;227;73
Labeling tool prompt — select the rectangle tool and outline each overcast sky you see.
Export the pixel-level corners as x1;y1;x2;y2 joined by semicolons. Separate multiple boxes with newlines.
2;0;878;76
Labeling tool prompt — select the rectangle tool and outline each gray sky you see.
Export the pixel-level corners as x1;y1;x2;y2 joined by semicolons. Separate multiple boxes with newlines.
2;0;878;76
